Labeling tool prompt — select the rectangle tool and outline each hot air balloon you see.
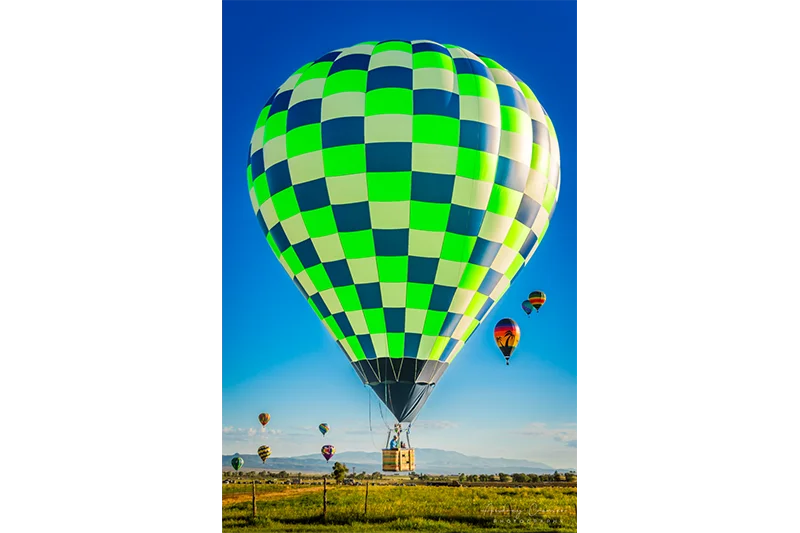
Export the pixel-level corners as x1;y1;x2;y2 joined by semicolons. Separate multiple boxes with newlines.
231;456;244;471
522;300;533;317
321;445;335;462
257;445;271;463
246;39;561;437
528;291;546;312
319;423;330;436
258;413;270;427
494;318;520;365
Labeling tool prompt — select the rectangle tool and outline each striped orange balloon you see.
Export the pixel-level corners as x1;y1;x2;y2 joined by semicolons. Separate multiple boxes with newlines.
528;291;546;312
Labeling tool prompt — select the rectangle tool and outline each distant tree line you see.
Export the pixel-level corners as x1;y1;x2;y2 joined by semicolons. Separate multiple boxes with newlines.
224;469;576;483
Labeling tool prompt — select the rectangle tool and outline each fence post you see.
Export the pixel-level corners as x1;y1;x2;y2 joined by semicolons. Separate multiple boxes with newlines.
364;481;369;515
323;475;328;520
252;480;257;517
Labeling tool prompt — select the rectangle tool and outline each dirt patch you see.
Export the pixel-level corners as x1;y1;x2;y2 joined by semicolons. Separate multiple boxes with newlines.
223;486;322;506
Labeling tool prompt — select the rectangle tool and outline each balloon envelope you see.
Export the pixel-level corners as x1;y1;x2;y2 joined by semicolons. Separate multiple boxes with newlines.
522;300;533;316
319;423;330;436
258;413;270;427
257;445;271;463
494;318;521;363
321;444;335;462
528;291;546;312
231;457;244;471
247;40;561;423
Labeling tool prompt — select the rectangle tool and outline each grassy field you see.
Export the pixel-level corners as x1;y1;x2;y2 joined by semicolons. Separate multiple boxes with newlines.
223;483;577;532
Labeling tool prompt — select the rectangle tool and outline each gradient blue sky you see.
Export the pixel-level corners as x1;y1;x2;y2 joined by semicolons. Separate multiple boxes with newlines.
223;0;576;468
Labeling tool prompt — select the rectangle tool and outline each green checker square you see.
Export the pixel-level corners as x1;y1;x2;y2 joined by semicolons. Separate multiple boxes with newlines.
500;106;529;134
363;308;387;334
301;206;338;238
346;336;366;360
324;316;344;340
406;282;433;309
516;79;535;100
429;336;449;360
374;40;412;54
307;297;322;320
487;185;523;217
409;201;450;232
339;230;375;259
531;142;550;174
323;145;367;177
507;253;524;279
463;318;480;341
377;256;408;283
246;164;253;189
440;233;477;262
465;293;488;318
265;232;279;257
265;110;288;141
422;310;447;337
456;148;498;182
413;51;454;71
305;263;333;292
457;74;499;101
458;263;489;291
271;188;301;221
542;183;556;213
286;123;322;158
335;285;361;312
408;229;445;258
503;219;530;250
413;115;459;146
292;61;314;77
538;218;550;242
387;332;404;358
323;70;368;97
281;247;304;276
479;56;504;70
253;173;270;204
298;61;332;84
366;88;413;116
367;172;412;201
255;106;271;129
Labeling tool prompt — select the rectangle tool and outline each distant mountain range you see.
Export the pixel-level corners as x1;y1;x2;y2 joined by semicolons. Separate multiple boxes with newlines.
222;448;575;475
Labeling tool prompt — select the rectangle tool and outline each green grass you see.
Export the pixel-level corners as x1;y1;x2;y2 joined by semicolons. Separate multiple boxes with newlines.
223;485;577;532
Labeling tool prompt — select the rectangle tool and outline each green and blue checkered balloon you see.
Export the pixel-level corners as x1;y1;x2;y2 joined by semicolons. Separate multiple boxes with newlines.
247;40;560;423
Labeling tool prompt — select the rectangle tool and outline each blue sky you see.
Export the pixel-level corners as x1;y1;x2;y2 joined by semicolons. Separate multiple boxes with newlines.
222;1;576;468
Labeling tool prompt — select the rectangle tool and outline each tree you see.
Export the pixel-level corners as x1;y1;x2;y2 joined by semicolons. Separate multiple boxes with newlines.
498;473;511;483
371;472;383;480
564;472;576;482
332;462;349;484
458;473;466;483
278;471;289;479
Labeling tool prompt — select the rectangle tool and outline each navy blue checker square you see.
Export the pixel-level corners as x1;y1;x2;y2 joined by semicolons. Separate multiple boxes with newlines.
384;308;406;333
269;90;293;114
287;99;322;131
373;229;409;256
355;283;383;309
519;231;538;259
439;312;461;337
367;66;413;91
469;238;502;267
475;297;495;322
357;334;377;359
293;239;322;269
439;337;459;361
268;222;291;253
266;160;293;196
453;58;492;79
459;121;500;152
515;195;541;227
531;120;549;147
332;202;372;232
315;50;342;64
333;312;355;338
446;204;485;237
323;259;354;287
329;54;371;75
495;156;528;193
365;142;412;172
411;172;456;203
310;292;331;318
497;85;528;112
292;277;309;300
294;178;331;212
412;41;450;55
413;89;459;118
429;285;457;312
322;116;365;148
404;332;422;357
407;256;439;284
264;88;279;107
250;149;265;178
256;210;268;237
477;268;504;296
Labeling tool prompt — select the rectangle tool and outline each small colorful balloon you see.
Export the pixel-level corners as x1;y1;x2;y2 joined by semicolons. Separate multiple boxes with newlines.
319;423;330;436
257;445;271;463
522;300;533;317
494;318;521;365
231;456;244;471
258;413;270;427
321;444;335;462
528;291;546;313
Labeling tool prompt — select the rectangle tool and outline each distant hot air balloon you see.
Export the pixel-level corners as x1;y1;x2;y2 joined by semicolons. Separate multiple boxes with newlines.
257;445;271;463
528;291;546;313
231;456;244;471
321;445;335;462
247;40;561;425
319;423;330;436
494;318;521;365
258;413;270;427
522;300;534;317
